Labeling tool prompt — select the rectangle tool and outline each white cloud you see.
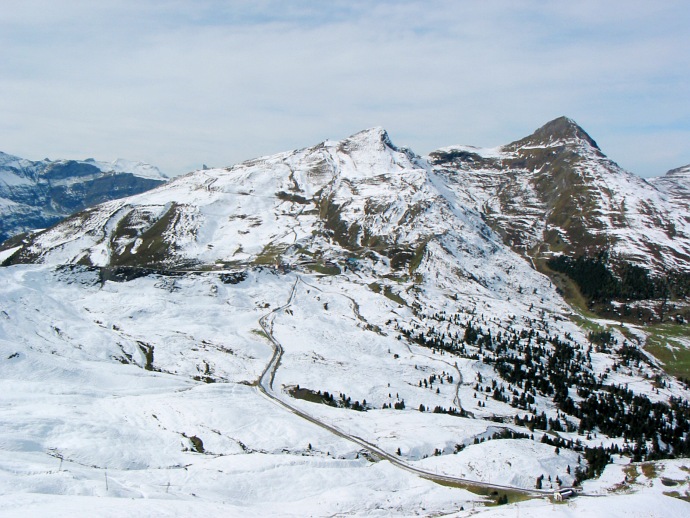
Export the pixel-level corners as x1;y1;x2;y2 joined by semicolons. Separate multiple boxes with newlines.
0;0;688;176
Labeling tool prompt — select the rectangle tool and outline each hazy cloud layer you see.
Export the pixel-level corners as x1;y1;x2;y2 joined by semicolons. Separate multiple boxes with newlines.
1;0;688;176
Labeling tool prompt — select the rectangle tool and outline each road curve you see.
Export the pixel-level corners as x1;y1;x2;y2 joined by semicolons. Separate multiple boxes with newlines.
256;275;558;499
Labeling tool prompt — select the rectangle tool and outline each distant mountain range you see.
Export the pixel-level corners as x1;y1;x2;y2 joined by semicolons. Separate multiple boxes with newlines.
0;151;167;243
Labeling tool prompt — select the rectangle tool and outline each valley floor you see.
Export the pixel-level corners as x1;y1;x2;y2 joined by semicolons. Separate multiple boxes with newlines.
0;264;689;516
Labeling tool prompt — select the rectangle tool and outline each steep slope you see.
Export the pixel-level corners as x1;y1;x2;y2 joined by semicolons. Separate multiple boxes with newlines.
0;151;167;243
3;129;526;296
429;117;690;273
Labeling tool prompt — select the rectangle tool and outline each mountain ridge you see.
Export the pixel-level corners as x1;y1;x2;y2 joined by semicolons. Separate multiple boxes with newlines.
4;118;690;277
506;116;602;152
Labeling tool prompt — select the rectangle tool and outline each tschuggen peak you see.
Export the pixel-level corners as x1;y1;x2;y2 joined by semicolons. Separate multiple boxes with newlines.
507;116;601;151
429;116;690;276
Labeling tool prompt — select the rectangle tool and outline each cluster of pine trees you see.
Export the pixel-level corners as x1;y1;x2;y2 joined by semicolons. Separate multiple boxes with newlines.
547;251;690;302
290;386;369;411
395;306;690;477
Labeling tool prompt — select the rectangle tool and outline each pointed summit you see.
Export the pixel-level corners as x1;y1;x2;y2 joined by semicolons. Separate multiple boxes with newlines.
509;116;600;151
342;127;398;152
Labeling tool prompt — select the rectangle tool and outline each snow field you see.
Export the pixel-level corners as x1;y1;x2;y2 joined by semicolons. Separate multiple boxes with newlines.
0;265;487;515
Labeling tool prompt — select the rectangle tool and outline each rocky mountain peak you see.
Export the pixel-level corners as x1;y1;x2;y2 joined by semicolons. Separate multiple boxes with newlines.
509;116;600;151
427;117;690;273
339;126;398;152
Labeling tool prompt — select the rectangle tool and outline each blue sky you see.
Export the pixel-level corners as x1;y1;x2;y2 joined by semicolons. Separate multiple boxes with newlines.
1;0;688;177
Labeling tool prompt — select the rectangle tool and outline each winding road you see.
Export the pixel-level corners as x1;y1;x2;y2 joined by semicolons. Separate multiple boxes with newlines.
254;275;562;500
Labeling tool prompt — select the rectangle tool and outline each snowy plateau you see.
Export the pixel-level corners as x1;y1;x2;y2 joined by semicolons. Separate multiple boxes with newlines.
1;119;690;516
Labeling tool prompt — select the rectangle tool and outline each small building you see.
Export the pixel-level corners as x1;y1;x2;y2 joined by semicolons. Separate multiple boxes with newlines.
553;488;575;501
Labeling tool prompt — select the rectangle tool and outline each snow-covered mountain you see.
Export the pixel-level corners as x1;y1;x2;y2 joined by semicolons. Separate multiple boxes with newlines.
0;151;167;243
6;120;689;276
2;129;545;306
650;164;690;209
430;117;690;273
1;124;689;516
430;117;690;272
